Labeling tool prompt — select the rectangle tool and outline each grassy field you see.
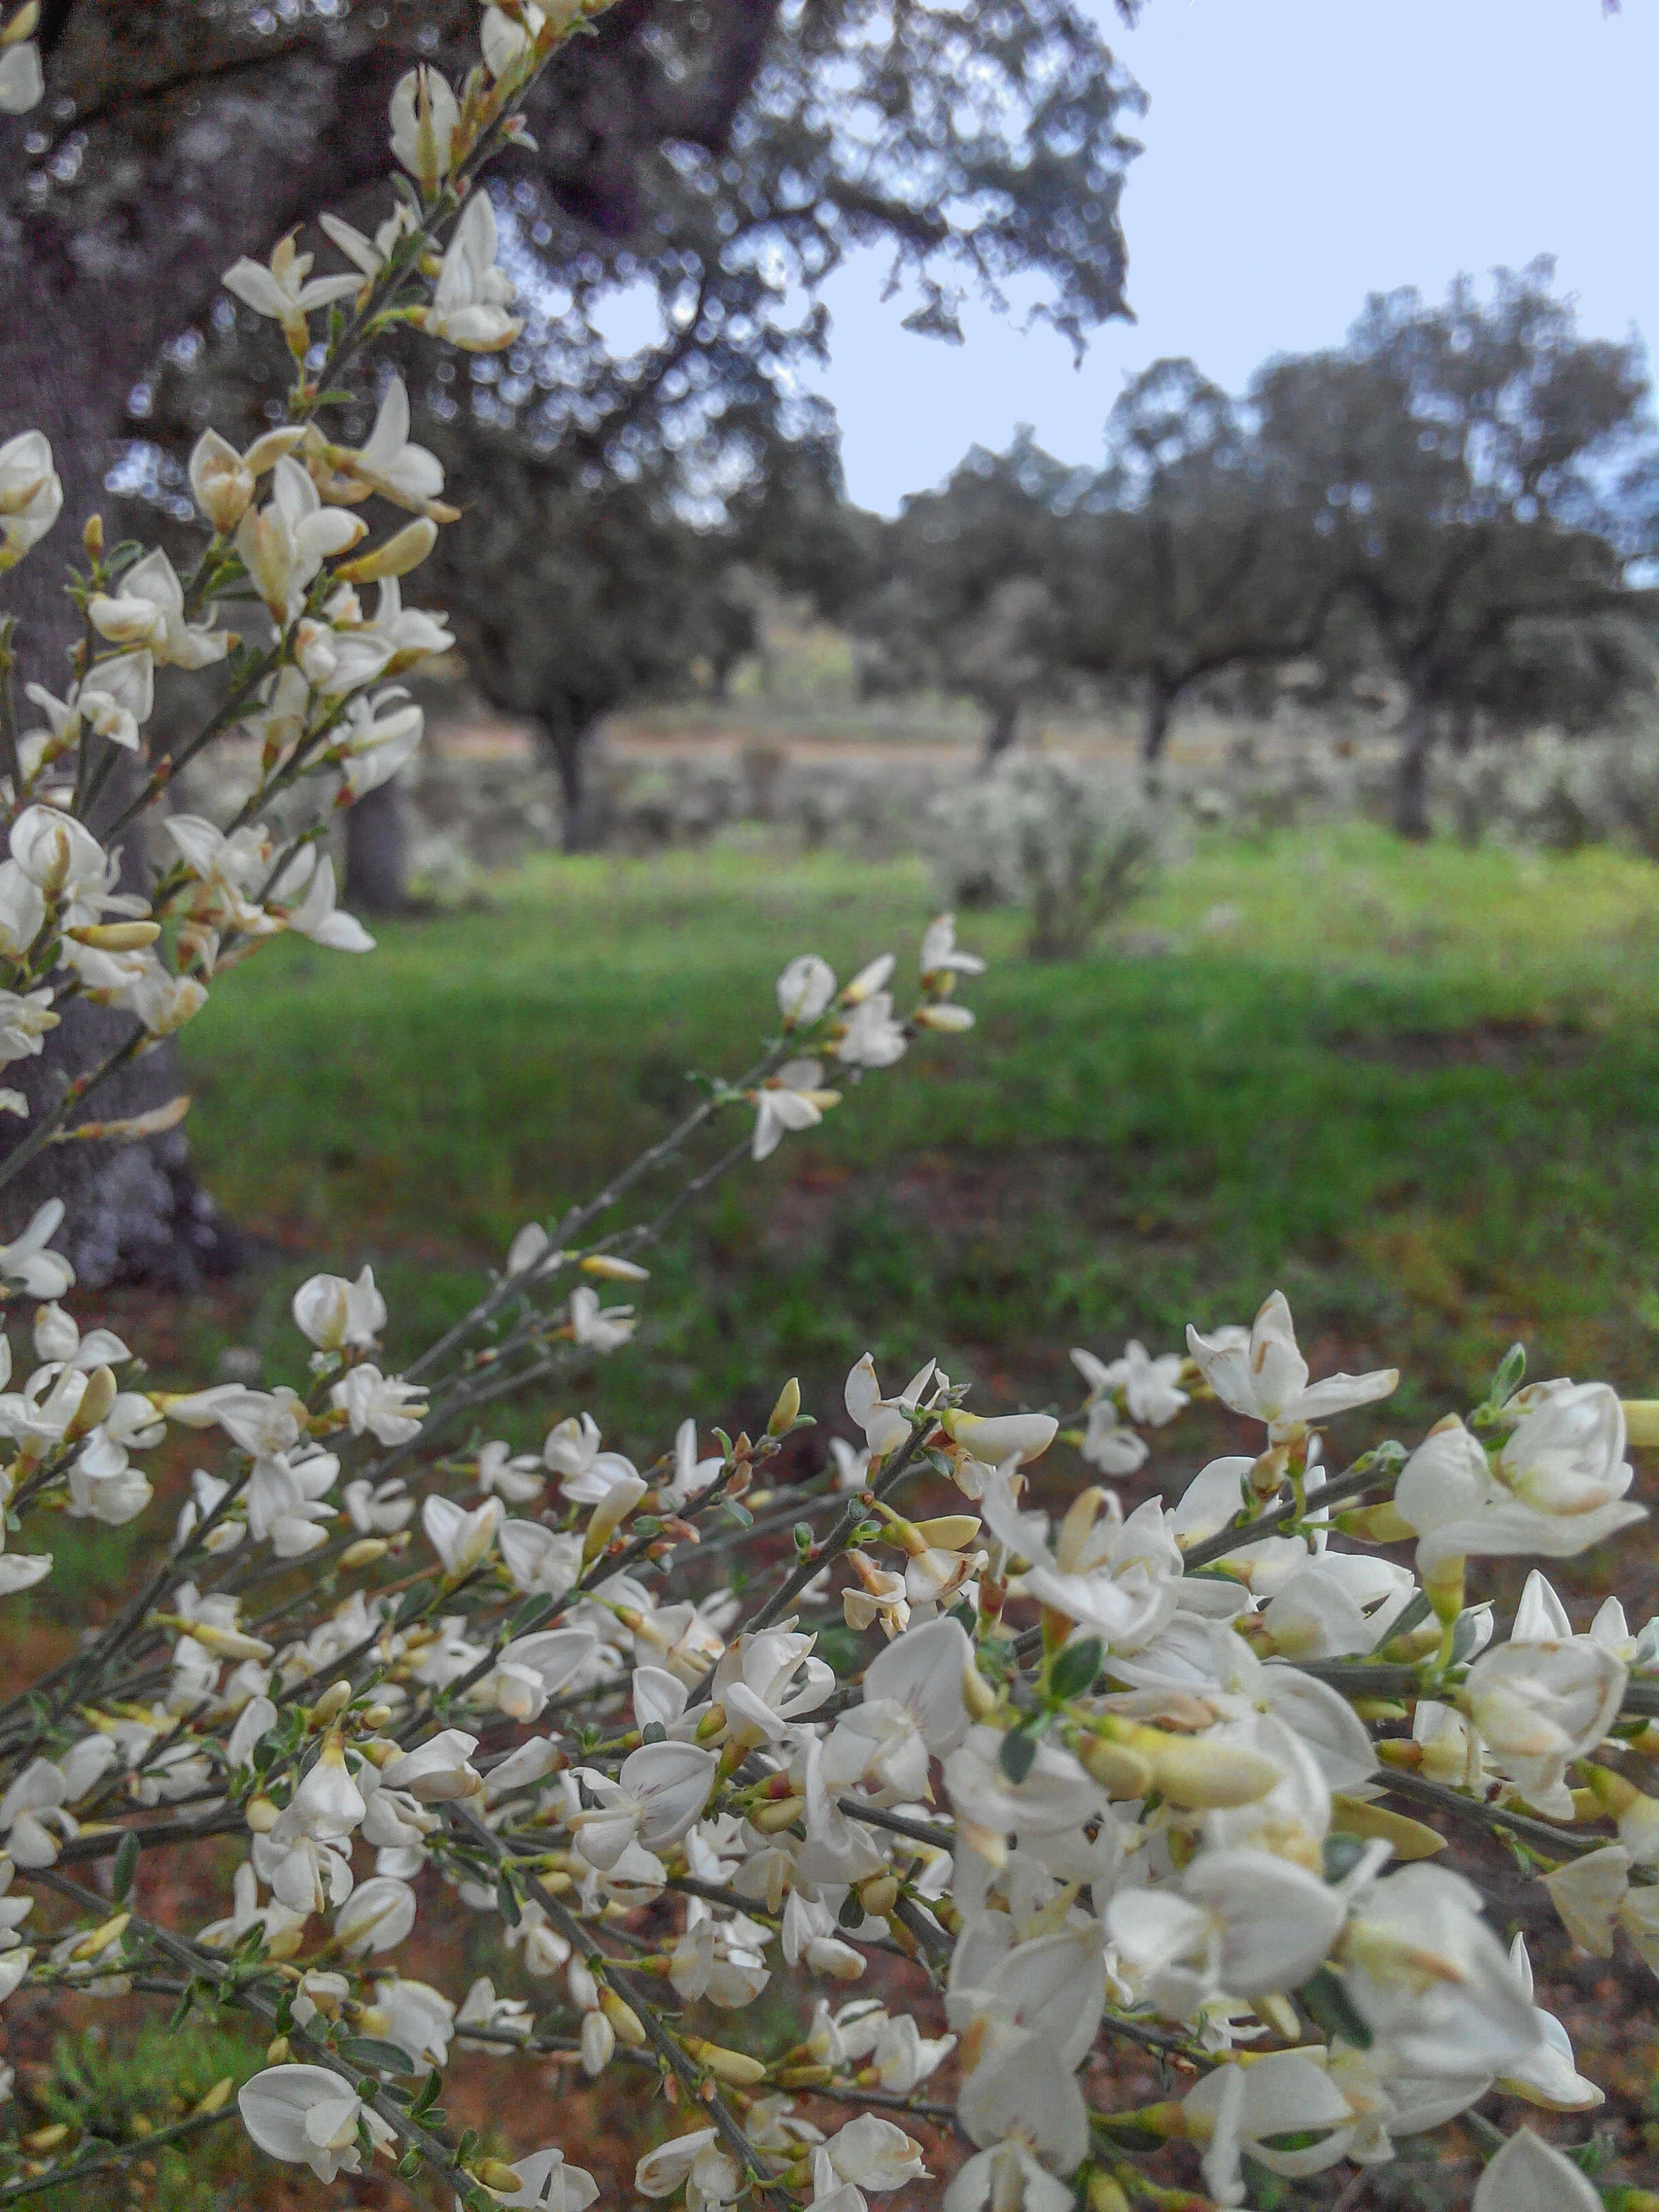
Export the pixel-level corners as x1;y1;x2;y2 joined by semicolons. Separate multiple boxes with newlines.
165;819;1659;1475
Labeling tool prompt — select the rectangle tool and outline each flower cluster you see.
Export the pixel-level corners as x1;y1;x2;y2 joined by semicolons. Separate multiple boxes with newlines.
0;10;1650;2211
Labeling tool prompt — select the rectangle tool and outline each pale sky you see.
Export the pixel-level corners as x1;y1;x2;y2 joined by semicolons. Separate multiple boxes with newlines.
812;0;1658;512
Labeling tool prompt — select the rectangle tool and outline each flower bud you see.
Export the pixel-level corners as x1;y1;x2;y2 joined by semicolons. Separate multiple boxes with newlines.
1133;1725;1281;1809
769;1377;802;1435
340;1538;390;1570
335;517;438;583
598;1988;646;2046
477;2160;525;2192
682;2037;768;2086
68;920;163;954
914;1003;974;1031
1077;1734;1155;1799
310;1680;353;1727
66;1364;117;1437
245;1796;280;1832
580;2008;614;2076
579;1254;649;1282
750;1795;804;1833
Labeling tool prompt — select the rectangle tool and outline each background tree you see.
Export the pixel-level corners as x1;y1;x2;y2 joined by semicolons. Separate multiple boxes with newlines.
1253;261;1658;836
1053;358;1334;773
853;432;1079;758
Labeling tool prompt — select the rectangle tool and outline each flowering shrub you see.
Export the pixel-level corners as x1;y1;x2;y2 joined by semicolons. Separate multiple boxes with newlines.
1;9;1658;2212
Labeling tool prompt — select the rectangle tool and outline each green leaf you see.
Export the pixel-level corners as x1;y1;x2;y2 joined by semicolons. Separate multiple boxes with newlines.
1047;1637;1103;1703
1488;1340;1526;1404
641;1722;668;1746
1321;1835;1370;1883
722;1500;754;1529
837;1887;865;1929
395;1580;435;1626
337;2035;415;2075
110;1831;140;1903
1300;1966;1372;2051
495;1874;522;1928
999;1728;1038;1785
508;1594;556;1637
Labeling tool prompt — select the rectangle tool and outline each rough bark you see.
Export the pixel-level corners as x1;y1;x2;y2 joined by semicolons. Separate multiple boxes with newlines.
344;779;411;916
1393;693;1437;841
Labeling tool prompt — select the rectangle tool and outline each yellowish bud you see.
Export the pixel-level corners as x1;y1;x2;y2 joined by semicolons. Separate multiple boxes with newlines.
477;2160;526;2192
66;1364;117;1439
912;1513;981;1551
81;513;104;559
1622;1399;1659;1448
340;1537;390;1570
750;1794;804;1834
857;1874;899;1917
245;1796;280;1833
599;1988;647;2045
190;2078;235;2118
768;1376;802;1435
265;2036;291;2064
1330;1795;1446;1860
682;2037;768;2087
310;1680;353;1726
579;1254;650;1282
335;516;438;583
1076;1734;1155;1800
69;1912;130;1961
67;921;161;951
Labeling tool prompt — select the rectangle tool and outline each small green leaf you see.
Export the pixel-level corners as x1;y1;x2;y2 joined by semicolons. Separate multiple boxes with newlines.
999;1729;1038;1785
837;1887;865;1929
110;1830;140;1902
1300;1966;1372;2051
338;2035;415;2075
395;1580;435;1626
1047;1637;1103;1703
508;1594;556;1637
641;1722;668;1746
1322;1835;1370;1883
495;1873;522;1927
1488;1340;1526;1404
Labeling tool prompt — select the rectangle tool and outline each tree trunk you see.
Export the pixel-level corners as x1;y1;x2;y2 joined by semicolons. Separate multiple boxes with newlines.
344;779;410;915
1394;695;1437;841
981;696;1020;763
1140;682;1176;766
540;711;605;853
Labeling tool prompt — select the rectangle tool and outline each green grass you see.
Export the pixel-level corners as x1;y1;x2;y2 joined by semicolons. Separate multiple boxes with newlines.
173;823;1659;1467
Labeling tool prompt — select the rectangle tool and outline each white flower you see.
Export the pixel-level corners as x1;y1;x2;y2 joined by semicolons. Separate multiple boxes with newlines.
920;914;985;981
236;458;365;625
0;988;57;1066
493;2148;600;2212
223;235;363;345
568;1285;635;1353
88;550;228;668
836;991;907;1069
238;2065;387;2182
419;192;522;351
567;1741;717;1868
1072;1338;1189;1426
0;1202;73;1300
333;1364;427;1445
1471;2127;1603;2212
0;33;43;119
1108;1849;1348;2013
1395;1400;1644;1574
1338;1862;1541;2075
1183;2051;1356;2205
1496;1933;1603;2110
636;2130;741;2208
293;1265;386;1351
983;1472;1179;1650
543;1413;638;1501
752;1059;840;1162
1462;1634;1625;1814
1187;1291;1397;1443
421;1494;502;1576
333;1875;417;1954
0;425;56;573
777;954;837;1025
389;65;462;194
476;1439;546;1504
